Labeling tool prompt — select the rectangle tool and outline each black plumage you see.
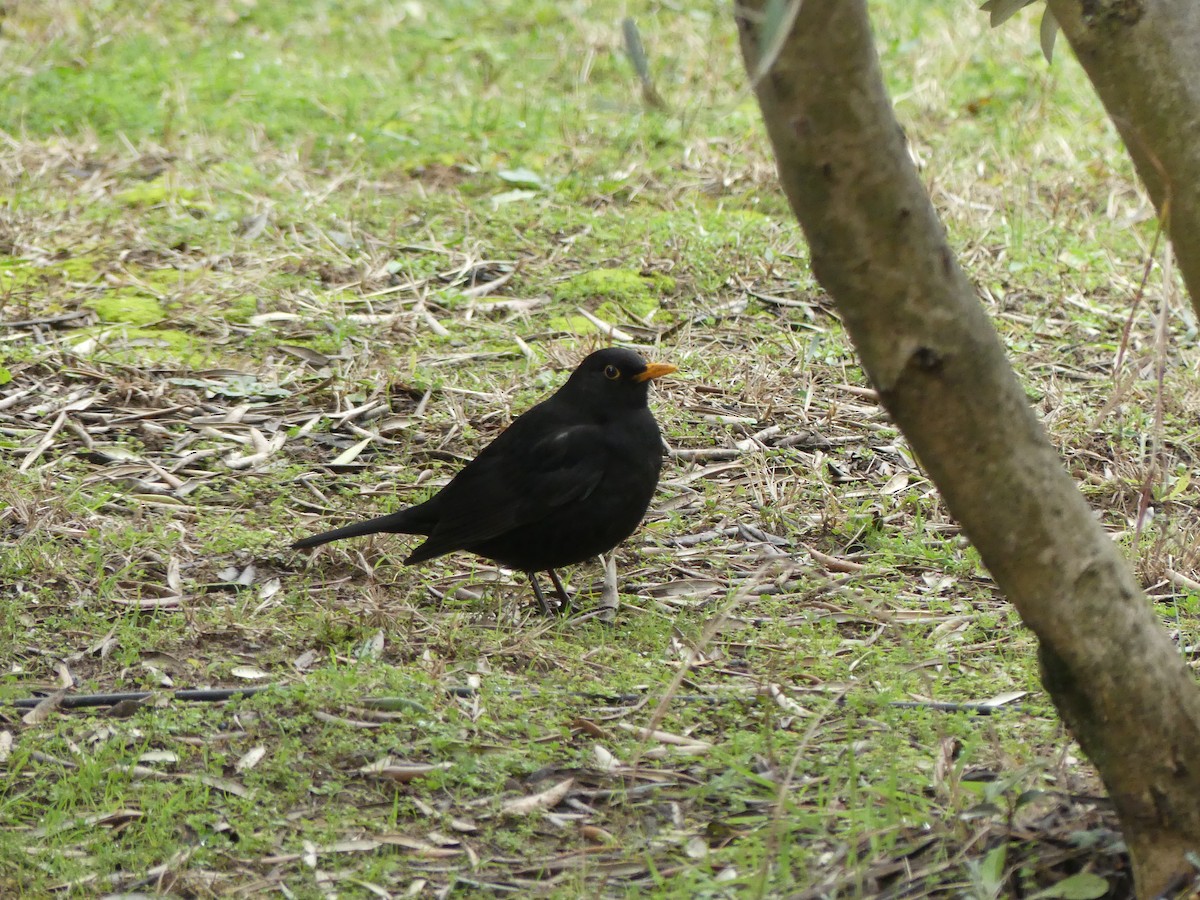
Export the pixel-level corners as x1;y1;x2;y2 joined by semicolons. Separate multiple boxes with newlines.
292;348;676;613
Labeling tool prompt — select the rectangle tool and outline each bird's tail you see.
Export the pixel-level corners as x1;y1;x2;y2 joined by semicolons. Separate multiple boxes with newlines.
292;509;428;551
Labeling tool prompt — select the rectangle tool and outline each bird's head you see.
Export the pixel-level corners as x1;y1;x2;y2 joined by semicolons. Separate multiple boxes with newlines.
562;347;676;411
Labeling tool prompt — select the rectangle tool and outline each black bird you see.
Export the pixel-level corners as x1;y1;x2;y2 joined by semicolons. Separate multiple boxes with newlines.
292;348;677;614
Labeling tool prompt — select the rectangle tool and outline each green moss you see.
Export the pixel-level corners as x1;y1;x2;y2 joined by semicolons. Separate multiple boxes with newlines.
99;326;192;350
136;266;200;290
225;294;260;323
596;299;643;321
69;325;205;366
0;253;105;288
552;268;676;310
84;291;164;326
549;271;681;336
0;259;35;288
546;313;605;334
549;268;677;333
51;254;105;281
115;176;206;209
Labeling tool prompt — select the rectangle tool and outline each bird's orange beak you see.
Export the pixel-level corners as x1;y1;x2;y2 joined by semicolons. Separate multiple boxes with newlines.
634;362;677;383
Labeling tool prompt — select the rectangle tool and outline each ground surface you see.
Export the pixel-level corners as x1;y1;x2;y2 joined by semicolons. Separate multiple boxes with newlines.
2;1;1199;897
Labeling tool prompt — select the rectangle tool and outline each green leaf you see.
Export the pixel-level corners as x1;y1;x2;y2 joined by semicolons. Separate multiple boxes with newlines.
496;167;543;189
1030;872;1110;900
978;844;1007;892
1040;6;1059;63
752;0;803;86
621;17;651;82
0;364;11;386
166;375;291;399
490;188;538;208
980;0;1038;28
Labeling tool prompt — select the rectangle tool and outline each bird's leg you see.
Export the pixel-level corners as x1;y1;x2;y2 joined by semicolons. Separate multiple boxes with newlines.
547;569;572;614
526;572;554;616
598;553;619;622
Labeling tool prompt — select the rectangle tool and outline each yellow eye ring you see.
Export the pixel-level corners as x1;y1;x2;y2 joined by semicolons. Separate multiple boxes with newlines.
604;365;621;380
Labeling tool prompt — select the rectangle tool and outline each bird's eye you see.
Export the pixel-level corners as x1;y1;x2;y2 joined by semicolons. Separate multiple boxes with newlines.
604;365;620;380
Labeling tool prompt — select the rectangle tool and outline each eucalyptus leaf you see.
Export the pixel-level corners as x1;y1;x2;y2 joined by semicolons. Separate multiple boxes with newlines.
1029;871;1109;900
496;167;543;188
1040;6;1059;63
980;0;1038;28
753;0;803;86
622;17;650;81
491;188;538;208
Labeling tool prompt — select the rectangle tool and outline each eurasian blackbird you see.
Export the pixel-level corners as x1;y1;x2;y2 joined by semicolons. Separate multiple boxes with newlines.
292;348;676;614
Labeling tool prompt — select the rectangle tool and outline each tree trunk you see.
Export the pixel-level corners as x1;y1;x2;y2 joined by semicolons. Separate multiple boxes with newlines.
1047;0;1200;321
734;2;1200;895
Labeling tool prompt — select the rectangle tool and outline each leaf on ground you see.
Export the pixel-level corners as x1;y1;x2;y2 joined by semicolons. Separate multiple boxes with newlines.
320;839;383;854
490;189;537;208
501;778;574;815
137;750;179;765
618;723;713;750
360;758;451;782
581;825;615;845
592;744;621;772
496;167;544;188
981;691;1029;708
235;745;267;773
375;834;463;857
191;774;251;798
22;691;64;725
1030;872;1110;900
331;437;373;466
278;344;332;367
356;629;385;660
257;577;282;603
33;808;143;838
230;665;271;681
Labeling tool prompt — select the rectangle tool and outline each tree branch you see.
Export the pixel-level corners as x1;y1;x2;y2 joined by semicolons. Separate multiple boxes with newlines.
1048;0;1200;318
735;2;1200;895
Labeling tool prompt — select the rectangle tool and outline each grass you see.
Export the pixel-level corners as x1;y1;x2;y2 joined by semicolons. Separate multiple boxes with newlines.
0;0;1194;896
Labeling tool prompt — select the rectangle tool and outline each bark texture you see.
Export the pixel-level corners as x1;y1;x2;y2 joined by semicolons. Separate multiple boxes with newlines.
735;2;1200;895
1047;0;1200;320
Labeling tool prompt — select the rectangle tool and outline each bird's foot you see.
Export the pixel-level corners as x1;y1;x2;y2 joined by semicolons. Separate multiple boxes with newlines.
547;569;572;615
528;570;572;616
526;573;563;615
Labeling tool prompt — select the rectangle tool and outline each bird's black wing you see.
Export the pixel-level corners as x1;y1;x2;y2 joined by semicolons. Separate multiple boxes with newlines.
409;421;608;561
